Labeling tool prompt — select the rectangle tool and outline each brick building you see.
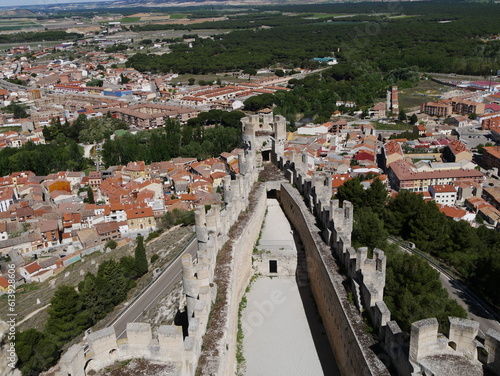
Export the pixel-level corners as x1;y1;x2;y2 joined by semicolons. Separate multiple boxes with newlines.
482;146;500;170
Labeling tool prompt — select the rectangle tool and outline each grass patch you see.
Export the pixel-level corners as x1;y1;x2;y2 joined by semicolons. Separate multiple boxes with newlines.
0;25;38;31
119;17;141;23
372;121;413;131
236;295;247;371
236;273;260;375
398;79;451;110
308;13;344;18
0;126;22;133
169;14;187;19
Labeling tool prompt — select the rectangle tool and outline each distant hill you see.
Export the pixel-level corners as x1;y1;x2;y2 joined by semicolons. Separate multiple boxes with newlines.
0;9;38;18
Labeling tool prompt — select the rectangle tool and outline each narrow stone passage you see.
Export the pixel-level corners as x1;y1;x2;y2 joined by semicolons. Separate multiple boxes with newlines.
241;199;341;376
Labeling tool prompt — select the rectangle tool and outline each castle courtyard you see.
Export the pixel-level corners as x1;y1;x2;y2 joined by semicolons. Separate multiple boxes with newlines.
241;199;341;376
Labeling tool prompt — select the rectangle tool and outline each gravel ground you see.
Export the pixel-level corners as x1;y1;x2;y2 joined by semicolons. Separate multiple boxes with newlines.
241;199;340;376
241;277;340;376
139;280;184;330
92;358;178;376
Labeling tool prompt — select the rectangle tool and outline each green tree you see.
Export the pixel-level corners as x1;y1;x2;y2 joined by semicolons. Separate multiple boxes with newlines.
383;190;425;237
45;285;89;347
361;108;369;119
78;117;128;143
105;239;117;250
384;248;466;333
84;185;95;204
95;260;130;310
352;207;388;250
16;329;59;376
120;73;130;84
410;113;418;125
335;178;366;209
243;93;274;112
134;235;148;277
243;67;257;79
407;201;452;257
398;109;407;122
365;178;388;216
119;255;138;279
162;209;195;229
78;273;103;324
86;78;103;87
2;102;29;119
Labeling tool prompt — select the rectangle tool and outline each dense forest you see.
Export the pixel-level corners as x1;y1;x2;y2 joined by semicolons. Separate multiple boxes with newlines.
127;3;500;76
0;137;86;177
0;116;130;176
240;64;419;124
0;31;81;44
0;111;244;176
101;112;243;166
337;179;500;332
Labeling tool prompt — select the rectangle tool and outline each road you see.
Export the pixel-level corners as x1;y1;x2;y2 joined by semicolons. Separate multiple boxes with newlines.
108;236;198;340
0;78;26;91
439;274;500;338
390;237;500;338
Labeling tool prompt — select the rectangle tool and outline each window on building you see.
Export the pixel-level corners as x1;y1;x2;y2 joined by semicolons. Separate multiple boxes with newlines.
269;260;277;273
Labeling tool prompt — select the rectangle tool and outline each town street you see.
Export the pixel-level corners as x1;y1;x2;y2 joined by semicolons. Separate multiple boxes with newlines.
108;237;198;340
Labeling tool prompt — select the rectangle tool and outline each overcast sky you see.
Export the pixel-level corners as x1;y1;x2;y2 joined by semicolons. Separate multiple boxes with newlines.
1;0;111;7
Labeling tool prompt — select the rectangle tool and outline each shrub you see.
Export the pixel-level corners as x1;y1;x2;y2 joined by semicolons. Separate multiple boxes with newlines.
146;231;159;242
105;239;117;250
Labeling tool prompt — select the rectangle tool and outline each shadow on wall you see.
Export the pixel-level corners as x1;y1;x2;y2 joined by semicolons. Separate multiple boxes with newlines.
293;227;342;376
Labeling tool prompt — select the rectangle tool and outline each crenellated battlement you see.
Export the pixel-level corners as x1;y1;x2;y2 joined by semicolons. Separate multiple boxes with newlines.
241;113;286;167
270;122;499;376
56;322;190;376
54;149;262;376
45;111;500;376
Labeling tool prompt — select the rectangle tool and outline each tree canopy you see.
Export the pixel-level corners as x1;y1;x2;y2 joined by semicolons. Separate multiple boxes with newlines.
342;180;472;333
101;118;242;166
134;236;148;277
128;3;500;77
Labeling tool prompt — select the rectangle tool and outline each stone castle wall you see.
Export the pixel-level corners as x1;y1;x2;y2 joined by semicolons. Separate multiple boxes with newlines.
271;132;500;376
57;323;188;376
53;151;263;376
278;183;389;376
198;183;267;375
27;112;500;376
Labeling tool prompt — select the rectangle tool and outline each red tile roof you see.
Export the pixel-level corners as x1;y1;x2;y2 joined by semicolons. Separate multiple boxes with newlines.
23;262;41;274
384;140;404;156
447;140;470;155
431;184;456;193
126;207;154;219
439;205;467;219
484;146;500;159
0;276;9;289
